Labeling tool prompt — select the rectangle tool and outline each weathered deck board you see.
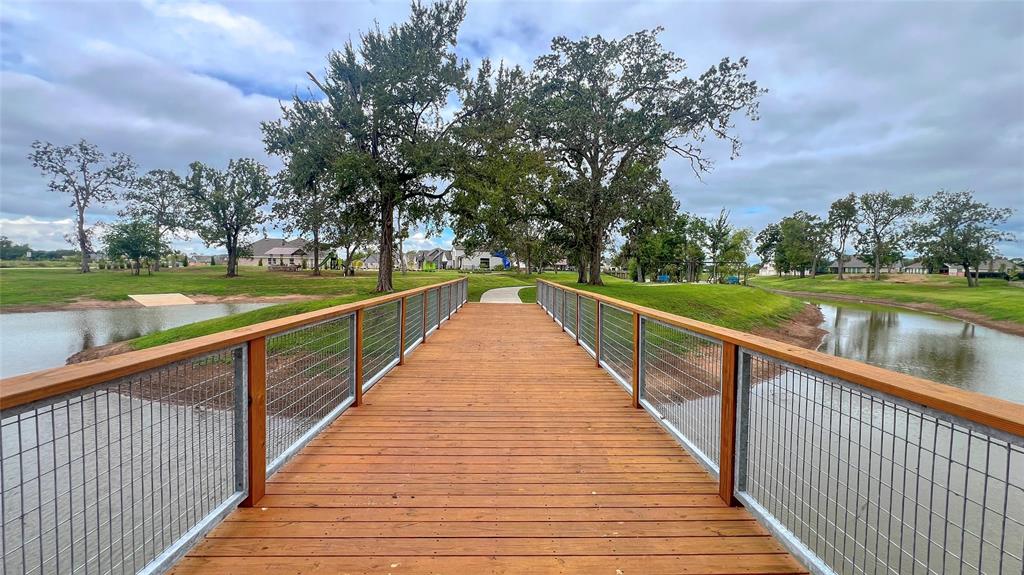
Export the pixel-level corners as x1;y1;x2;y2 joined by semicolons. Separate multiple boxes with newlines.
172;303;806;575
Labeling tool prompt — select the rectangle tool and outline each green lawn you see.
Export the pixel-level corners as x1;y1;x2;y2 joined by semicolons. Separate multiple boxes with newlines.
527;273;805;332
748;274;1024;325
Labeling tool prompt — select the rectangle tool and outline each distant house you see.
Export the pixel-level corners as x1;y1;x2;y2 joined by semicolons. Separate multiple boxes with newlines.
900;260;929;274
827;257;898;275
362;254;380;270
238;238;317;267
942;259;1018;278
407;248;454;270
451;245;506;270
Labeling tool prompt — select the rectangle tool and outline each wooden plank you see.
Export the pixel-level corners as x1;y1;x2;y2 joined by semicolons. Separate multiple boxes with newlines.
242;337;266;507
179;302;804;574
720;341;739;506
172;554;808;575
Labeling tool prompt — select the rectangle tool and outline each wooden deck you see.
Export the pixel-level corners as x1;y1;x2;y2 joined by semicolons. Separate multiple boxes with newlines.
172;303;806;574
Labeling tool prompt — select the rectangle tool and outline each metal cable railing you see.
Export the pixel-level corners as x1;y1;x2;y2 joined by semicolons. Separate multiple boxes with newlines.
361;301;401;390
564;292;578;338
536;278;1024;575
425;288;439;334
439;286;450;326
1;348;245;575
0;277;468;575
265;316;354;473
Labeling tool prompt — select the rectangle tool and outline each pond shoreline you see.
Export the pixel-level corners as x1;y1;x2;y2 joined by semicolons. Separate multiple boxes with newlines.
1;293;323;314
760;288;1024;337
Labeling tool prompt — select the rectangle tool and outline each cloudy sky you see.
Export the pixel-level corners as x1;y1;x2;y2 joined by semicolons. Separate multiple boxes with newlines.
1;0;1022;257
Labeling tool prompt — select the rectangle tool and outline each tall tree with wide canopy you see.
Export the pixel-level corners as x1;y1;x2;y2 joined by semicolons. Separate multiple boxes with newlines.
856;191;918;280
183;159;272;277
307;0;504;291
827;193;859;280
913;190;1014;287
120;169;187;271
525;29;763;284
28;139;136;273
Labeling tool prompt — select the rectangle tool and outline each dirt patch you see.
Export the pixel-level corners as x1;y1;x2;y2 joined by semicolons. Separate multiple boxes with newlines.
2;293;325;314
752;303;827;350
66;341;134;364
765;289;1024;338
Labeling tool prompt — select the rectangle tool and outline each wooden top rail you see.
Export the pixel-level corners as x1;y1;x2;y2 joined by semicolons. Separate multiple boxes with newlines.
538;279;1024;437
0;277;466;411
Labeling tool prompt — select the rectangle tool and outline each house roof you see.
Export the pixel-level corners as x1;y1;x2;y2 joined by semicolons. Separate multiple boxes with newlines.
265;247;305;256
828;257;871;268
364;254;379;264
248;237;309;256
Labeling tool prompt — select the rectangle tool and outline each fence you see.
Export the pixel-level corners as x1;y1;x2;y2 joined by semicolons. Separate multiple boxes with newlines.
537;279;1024;575
0;277;468;575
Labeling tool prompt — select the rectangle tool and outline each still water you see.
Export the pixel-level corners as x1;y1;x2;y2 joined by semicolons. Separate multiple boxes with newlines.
813;300;1024;403
0;303;270;377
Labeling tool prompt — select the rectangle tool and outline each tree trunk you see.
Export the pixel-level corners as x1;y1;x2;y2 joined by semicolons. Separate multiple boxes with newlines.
588;231;603;286
226;239;238;277
311;229;321;277
576;249;588;284
77;207;90;273
376;199;395;292
836;250;844;280
525;244;532;276
873;248;881;281
810;255;818;278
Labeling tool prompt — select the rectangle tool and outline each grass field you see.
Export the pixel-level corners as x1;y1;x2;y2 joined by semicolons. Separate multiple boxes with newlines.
748;274;1024;325
531;273;805;333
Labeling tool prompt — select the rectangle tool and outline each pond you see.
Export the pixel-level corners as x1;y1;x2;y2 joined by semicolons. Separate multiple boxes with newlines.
0;303;271;378
812;299;1024;403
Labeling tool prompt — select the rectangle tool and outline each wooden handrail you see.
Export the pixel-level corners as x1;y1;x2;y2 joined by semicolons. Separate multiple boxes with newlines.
538;279;1024;437
0;277;466;411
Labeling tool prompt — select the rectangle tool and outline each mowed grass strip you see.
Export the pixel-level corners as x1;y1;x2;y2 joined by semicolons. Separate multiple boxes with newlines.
749;274;1024;325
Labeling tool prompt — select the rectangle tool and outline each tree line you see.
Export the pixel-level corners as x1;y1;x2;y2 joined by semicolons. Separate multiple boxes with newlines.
28;0;765;288
754;190;1014;286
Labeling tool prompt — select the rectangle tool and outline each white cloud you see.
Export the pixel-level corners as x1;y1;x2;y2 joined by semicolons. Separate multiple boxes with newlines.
0;216;76;250
145;1;295;54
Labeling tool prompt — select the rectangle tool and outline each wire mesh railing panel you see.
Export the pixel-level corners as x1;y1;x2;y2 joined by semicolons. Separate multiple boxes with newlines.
578;296;597;356
265;316;354;470
564;292;578;337
362;301;401;385
439;286;450;324
599;303;633;390
739;350;1024;575
553;287;563;324
450;284;458;316
404;293;424;352
641;319;722;472
1;348;245;575
425;288;439;333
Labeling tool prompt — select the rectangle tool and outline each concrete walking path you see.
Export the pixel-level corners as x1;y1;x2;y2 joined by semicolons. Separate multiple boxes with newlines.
479;286;527;304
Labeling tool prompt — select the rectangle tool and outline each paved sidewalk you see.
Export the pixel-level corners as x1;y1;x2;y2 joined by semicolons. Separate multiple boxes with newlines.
479;286;526;303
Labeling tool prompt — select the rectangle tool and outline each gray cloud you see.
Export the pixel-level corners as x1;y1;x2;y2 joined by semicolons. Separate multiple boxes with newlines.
1;0;1021;256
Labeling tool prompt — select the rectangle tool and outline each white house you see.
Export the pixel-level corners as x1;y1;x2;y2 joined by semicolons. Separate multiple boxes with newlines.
452;244;505;270
238;238;316;267
900;260;929;274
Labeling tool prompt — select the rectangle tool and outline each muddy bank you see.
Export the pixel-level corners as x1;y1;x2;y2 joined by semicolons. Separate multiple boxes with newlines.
3;293;322;314
763;289;1024;338
751;303;827;351
66;341;133;364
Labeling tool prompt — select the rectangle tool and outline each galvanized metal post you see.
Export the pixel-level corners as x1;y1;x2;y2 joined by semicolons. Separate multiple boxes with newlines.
398;297;407;366
575;293;581;346
595;302;602;368
631;312;641;408
232;347;248;494
734;350;752;494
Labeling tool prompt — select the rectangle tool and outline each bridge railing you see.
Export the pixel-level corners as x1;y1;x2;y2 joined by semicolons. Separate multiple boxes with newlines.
537;279;1023;575
0;277;468;575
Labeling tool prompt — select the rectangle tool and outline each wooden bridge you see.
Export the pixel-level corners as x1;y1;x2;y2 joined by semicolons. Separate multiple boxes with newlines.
3;277;1020;575
171;302;804;574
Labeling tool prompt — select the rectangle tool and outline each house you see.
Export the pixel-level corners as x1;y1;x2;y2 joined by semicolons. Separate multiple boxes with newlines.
238;238;315;267
362;254;380;270
756;262;805;277
407;248;454;270
942;259;1019;278
900;260;929;274
827;257;898;275
451;245;506;270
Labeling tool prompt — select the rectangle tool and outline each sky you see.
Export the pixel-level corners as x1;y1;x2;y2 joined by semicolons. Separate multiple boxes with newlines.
1;0;1022;258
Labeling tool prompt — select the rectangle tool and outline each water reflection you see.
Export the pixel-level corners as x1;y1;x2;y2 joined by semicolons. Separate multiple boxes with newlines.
814;300;1023;403
0;303;270;377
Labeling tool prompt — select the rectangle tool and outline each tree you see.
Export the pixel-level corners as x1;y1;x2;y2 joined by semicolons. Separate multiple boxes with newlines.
28;139;136;273
526;29;763;284
914;190;1014;287
827;193;858;280
120;169;186;271
856;191;918;280
776;212;819;277
755;223;781;273
0;236;31;260
103;220;163;275
307;0;505;292
620;182;677;282
183;159;272;277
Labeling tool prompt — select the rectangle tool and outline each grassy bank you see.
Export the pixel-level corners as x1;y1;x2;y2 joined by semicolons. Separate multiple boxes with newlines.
122;271;530;350
749;274;1024;325
0;267;533;309
534;273;805;332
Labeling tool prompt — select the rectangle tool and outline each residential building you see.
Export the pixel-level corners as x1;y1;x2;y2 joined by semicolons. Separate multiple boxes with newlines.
362;254;380;270
942;259;1019;278
900;260;929;274
238;238;315;267
451;245;507;270
827;257;898;275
